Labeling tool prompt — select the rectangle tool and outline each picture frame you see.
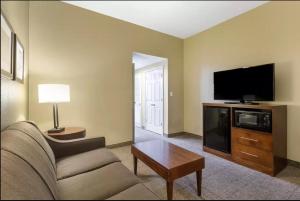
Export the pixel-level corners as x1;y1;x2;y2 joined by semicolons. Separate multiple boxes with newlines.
1;12;14;79
13;34;24;83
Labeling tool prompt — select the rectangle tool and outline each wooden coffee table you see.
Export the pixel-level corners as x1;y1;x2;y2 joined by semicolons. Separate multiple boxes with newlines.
131;140;205;200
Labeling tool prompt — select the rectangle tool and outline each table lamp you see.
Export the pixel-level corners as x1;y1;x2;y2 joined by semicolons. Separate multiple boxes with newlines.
38;84;70;133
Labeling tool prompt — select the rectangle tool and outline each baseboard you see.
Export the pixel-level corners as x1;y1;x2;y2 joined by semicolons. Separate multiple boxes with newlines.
106;141;133;149
164;132;185;138
288;159;300;168
165;132;203;139
184;132;203;139
107;132;202;148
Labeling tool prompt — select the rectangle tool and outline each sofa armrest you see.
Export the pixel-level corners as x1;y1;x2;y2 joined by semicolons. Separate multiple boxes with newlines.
45;136;106;159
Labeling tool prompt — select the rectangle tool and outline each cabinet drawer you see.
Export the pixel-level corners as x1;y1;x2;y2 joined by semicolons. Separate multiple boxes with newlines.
232;128;273;152
232;143;273;169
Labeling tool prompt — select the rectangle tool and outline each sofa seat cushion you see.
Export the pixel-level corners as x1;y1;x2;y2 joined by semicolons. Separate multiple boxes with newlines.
56;148;120;180
107;184;159;200
58;162;140;200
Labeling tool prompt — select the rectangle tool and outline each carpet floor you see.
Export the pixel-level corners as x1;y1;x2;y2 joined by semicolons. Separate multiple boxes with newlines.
110;127;300;200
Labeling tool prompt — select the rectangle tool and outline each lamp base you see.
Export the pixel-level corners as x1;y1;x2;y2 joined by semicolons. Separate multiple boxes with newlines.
48;127;65;133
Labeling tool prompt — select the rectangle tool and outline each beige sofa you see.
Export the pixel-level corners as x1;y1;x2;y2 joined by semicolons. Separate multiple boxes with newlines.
1;121;158;200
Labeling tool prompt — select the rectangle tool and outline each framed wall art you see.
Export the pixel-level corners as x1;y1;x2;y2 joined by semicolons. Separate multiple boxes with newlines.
13;34;24;83
1;12;14;79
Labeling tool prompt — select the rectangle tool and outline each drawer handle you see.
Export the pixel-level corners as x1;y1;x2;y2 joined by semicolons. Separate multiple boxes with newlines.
239;137;258;143
240;151;259;158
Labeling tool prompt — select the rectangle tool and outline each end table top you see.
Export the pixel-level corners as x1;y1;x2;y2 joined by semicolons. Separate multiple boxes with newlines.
46;127;86;140
132;140;204;170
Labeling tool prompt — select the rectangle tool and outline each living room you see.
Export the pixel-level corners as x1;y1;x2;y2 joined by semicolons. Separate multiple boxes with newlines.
1;1;300;200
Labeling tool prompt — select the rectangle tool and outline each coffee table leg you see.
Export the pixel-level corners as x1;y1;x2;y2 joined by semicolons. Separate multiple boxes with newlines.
196;170;202;196
166;181;173;200
133;156;138;175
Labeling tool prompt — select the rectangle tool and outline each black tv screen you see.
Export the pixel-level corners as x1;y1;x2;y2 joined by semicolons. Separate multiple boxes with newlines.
214;64;275;101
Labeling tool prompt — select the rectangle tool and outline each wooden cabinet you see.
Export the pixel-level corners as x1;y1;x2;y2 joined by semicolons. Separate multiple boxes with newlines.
203;103;287;176
232;128;273;152
232;128;274;175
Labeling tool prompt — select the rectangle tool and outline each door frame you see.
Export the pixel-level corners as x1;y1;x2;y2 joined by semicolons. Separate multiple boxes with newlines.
132;54;168;142
134;73;142;128
132;63;136;143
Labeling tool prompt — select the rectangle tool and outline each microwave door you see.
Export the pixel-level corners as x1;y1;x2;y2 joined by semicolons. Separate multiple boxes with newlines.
235;110;272;132
239;113;259;128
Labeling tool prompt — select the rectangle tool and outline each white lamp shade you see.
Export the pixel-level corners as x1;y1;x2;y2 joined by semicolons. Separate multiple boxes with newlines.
38;84;70;103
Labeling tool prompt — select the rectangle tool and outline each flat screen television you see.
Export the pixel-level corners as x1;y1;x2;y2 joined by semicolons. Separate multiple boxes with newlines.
214;64;275;102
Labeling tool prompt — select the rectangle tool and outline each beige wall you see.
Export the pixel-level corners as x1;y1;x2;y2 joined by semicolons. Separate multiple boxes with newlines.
1;1;29;130
184;2;300;162
26;1;299;161
28;1;183;145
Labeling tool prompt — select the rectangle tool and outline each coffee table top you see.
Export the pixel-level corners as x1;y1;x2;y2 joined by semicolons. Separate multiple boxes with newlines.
132;140;204;170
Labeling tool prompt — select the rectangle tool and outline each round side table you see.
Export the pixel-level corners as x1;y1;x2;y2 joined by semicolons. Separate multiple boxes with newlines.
46;127;86;140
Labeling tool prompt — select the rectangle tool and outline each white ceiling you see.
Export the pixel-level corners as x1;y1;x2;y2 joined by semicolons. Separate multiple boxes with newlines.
133;53;166;70
64;1;267;39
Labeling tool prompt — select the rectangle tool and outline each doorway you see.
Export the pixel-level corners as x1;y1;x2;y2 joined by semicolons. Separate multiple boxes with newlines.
132;52;168;143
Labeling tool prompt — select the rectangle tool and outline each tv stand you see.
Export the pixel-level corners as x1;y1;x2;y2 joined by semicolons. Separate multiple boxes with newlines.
203;102;287;176
244;102;260;105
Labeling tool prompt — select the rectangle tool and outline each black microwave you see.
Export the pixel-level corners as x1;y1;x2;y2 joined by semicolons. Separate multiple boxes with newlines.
234;109;272;132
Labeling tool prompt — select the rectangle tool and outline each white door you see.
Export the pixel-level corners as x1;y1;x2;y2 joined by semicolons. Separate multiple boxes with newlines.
145;67;163;134
135;73;142;127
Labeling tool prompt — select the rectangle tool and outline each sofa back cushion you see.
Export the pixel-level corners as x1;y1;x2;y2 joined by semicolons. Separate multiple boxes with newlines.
1;150;55;200
6;121;56;169
1;124;59;199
